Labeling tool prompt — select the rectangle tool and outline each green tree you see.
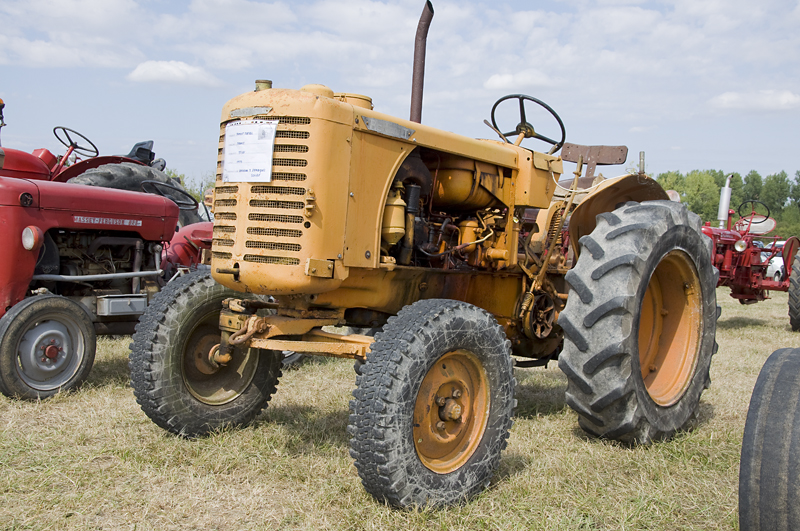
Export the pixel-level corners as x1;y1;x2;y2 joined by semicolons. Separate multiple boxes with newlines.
742;170;762;201
656;171;685;198
683;170;720;222
789;170;800;211
761;170;791;216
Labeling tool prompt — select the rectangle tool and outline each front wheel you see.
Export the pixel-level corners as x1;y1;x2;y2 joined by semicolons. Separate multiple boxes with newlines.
348;299;515;507
129;269;282;437
558;201;718;444
0;295;96;399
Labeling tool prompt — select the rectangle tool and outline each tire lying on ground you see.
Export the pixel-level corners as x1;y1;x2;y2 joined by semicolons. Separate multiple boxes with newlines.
129;269;282;437
558;200;718;444
348;299;515;508
739;347;800;531
68;162;203;227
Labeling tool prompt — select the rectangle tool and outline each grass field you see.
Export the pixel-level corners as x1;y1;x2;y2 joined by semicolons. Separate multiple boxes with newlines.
2;288;799;530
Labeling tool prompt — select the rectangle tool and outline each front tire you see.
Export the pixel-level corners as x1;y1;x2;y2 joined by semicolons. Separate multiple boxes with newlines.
129;269;282;437
0;295;96;399
558;201;718;444
348;299;515;508
739;347;800;531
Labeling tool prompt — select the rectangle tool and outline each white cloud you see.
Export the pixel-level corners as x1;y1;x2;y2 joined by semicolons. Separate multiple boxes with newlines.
483;70;554;90
127;61;222;87
710;90;800;111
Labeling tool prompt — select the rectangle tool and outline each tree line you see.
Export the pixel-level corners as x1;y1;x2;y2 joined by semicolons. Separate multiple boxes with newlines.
655;169;800;239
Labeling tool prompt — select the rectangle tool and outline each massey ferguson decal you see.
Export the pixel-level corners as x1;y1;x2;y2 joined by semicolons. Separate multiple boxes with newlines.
73;216;143;227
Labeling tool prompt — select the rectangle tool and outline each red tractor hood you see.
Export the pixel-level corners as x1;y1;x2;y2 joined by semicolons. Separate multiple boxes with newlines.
0;177;180;242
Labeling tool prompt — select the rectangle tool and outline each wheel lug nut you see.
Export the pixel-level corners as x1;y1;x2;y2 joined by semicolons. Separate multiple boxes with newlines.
452;389;462;399
435;396;446;407
436;421;446;431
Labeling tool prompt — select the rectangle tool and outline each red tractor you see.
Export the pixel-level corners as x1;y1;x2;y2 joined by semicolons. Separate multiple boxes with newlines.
700;174;800;327
0;98;213;399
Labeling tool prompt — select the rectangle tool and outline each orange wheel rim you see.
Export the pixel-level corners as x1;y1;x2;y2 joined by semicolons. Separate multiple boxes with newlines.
638;250;702;406
413;349;490;474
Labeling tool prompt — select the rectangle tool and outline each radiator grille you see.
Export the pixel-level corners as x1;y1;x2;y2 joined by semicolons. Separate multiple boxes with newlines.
214;113;313;269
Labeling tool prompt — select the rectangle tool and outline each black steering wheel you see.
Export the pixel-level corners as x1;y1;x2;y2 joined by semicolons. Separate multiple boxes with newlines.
738;200;770;223
53;126;99;157
141;180;199;211
490;94;566;153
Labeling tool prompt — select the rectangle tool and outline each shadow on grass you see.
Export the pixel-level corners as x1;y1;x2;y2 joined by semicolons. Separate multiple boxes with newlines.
717;316;769;329
259;403;351;449
513;370;569;418
85;355;130;387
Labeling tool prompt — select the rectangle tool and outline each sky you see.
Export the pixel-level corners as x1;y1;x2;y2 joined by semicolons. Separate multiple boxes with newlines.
1;0;799;187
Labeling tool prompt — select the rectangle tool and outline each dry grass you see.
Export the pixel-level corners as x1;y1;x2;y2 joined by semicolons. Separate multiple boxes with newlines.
2;288;798;530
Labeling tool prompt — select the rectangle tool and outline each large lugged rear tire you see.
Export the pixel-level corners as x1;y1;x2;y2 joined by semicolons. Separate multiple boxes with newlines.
129;269;281;437
739;347;800;531
558;201;718;444
348;299;515;508
739;347;800;530
68;162;203;227
788;253;800;331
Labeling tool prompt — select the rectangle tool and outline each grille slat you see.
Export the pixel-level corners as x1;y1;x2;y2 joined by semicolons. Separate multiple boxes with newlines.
244;255;300;266
249;199;304;210
214;199;237;207
249;213;304;224
274;145;309;153
246;227;302;238
276;131;309;139
246;241;301;252
273;158;308;168
215;212;237;221
250;185;306;196
213;238;235;247
216;186;239;194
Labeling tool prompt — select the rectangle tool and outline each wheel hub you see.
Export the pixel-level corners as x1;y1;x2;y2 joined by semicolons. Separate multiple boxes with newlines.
413;350;490;474
17;318;81;390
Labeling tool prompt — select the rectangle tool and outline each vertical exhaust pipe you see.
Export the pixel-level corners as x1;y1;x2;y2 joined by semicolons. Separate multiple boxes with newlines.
410;1;434;124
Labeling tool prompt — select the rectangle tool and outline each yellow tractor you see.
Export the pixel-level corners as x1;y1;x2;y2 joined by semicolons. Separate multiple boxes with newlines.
130;2;717;508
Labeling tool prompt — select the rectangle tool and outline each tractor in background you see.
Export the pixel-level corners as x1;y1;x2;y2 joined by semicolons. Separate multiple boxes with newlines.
700;174;800;329
0;100;212;399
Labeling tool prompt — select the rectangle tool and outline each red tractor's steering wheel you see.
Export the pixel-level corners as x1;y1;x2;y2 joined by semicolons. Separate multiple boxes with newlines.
53;127;99;158
738;200;770;223
141;180;199;211
490;94;566;153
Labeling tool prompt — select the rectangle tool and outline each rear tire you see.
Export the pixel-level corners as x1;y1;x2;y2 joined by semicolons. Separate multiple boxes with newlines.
129;269;281;437
68;162;202;227
0;295;96;399
789;253;800;331
348;299;515;507
739;347;800;531
558;201;718;444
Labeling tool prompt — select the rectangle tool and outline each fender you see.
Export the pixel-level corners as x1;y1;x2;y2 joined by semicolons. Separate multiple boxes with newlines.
568;173;669;259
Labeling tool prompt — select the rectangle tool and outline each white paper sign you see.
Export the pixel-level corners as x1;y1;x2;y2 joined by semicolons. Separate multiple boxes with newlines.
222;120;278;182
